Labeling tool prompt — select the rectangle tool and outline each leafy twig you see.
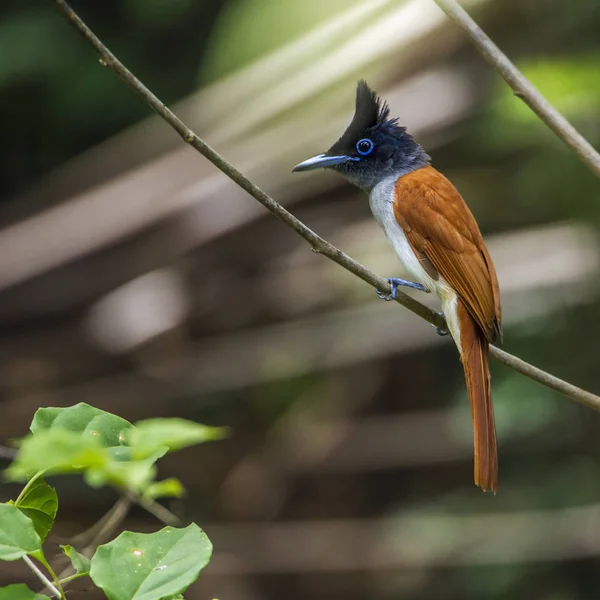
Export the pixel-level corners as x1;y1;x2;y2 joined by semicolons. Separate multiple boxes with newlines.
23;555;62;599
432;0;600;179
15;469;48;506
50;492;178;596
53;0;600;412
57;572;87;585
51;496;130;595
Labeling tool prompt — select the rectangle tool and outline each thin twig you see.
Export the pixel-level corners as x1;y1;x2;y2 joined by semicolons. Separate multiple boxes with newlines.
52;4;443;333
489;346;600;412
70;495;131;548
52;493;170;594
432;0;600;179
50;496;130;595
57;496;132;589
54;0;600;412
88;495;131;543
125;490;182;526
50;492;177;595
23;555;62;599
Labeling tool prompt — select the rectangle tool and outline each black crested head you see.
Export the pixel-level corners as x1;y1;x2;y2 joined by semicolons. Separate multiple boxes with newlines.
328;80;383;156
328;80;402;156
293;81;430;192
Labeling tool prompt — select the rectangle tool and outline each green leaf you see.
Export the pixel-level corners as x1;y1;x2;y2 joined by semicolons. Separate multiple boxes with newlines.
0;503;42;560
0;584;47;600
128;418;227;459
10;406;220;498
61;544;91;575
31;403;134;448
7;429;107;481
85;449;165;492
14;478;58;542
143;478;185;500
90;524;212;600
8;403;134;481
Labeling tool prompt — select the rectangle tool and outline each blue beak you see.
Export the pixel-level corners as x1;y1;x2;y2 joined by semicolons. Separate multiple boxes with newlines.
292;153;356;172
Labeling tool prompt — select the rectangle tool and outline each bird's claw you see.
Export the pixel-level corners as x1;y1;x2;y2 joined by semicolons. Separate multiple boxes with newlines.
376;287;395;301
435;311;449;336
376;277;425;301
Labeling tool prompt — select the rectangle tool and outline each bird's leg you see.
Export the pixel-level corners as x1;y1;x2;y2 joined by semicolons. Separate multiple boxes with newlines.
435;311;449;337
376;277;426;301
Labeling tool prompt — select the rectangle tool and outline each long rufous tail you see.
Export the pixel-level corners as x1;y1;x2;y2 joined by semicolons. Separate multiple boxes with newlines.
455;299;498;493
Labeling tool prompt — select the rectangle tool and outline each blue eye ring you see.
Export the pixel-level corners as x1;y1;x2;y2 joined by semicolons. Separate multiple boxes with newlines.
356;138;374;156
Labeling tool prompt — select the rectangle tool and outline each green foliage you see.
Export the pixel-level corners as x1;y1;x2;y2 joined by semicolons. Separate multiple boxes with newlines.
1;403;223;599
0;504;41;560
143;478;186;501
87;447;169;493
482;54;600;156
31;403;134;445
0;584;47;600
127;418;227;459
12;478;58;542
90;525;212;600
124;0;196;31
8;403;226;499
1;1;220;204
61;545;91;576
8;428;108;481
493;55;600;130
0;11;72;85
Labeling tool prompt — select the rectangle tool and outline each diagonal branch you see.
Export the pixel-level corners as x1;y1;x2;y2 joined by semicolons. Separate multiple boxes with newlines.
124;490;181;527
24;555;62;599
432;0;600;179
70;495;131;549
54;0;600;412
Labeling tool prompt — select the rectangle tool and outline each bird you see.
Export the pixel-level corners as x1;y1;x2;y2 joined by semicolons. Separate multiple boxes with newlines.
293;80;502;492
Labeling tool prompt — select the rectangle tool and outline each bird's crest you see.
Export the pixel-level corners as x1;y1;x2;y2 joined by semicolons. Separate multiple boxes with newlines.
329;80;405;154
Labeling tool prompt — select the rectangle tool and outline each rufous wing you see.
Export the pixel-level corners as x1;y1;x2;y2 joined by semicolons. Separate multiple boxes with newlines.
393;166;502;343
393;165;501;492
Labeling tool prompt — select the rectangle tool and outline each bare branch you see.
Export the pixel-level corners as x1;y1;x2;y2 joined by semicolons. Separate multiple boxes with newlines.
54;0;600;411
70;495;131;549
124;490;181;527
48;496;131;596
23;555;62;599
52;2;443;332
57;493;176;590
489;346;600;412
432;0;600;179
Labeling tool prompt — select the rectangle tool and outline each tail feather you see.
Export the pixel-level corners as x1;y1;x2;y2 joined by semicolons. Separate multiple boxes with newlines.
454;299;498;492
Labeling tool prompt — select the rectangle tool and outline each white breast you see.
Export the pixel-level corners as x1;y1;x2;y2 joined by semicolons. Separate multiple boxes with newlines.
368;175;461;347
369;176;434;291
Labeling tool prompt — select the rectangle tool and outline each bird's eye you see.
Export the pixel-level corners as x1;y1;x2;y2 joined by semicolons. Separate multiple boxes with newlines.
356;138;374;156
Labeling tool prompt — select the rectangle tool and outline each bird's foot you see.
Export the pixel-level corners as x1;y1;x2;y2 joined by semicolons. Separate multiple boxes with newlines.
435;311;449;336
376;277;426;301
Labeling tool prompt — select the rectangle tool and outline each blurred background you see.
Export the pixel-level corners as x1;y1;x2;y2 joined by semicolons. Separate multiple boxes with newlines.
1;0;600;598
